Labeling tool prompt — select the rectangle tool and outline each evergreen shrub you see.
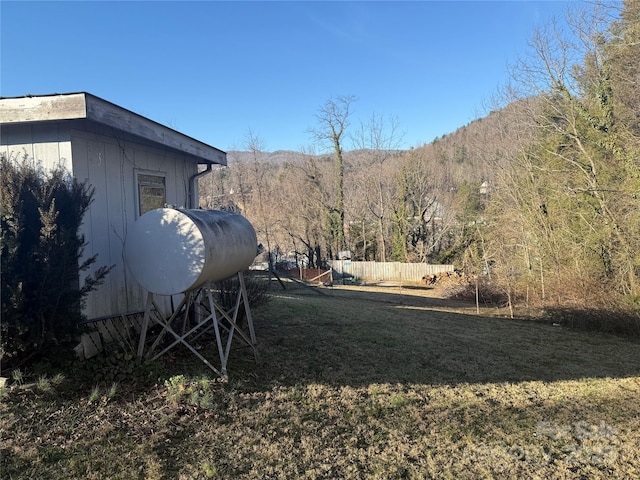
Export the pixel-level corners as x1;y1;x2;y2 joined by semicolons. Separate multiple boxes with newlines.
0;154;110;370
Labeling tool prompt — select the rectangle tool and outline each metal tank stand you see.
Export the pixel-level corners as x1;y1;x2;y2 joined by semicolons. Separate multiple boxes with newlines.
136;271;259;378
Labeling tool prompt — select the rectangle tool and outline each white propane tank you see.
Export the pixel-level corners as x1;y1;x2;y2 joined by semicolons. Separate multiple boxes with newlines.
124;208;258;295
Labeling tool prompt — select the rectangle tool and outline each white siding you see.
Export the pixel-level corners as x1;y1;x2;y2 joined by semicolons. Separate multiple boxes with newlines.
2;122;199;319
103;141;129;313
0;123;72;171
70;128;198;318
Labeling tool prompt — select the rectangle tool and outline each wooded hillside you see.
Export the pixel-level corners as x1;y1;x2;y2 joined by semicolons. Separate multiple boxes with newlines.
200;1;639;319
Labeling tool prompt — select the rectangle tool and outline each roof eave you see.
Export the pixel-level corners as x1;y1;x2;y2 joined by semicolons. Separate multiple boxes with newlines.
0;92;227;166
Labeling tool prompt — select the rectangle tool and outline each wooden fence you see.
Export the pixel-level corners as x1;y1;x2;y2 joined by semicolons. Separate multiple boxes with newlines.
328;260;454;284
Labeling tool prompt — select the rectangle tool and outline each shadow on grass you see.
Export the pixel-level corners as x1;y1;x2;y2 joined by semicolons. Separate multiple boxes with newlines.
221;284;640;390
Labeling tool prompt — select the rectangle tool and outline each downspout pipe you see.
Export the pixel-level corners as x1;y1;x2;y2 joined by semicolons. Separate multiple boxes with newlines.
188;162;213;209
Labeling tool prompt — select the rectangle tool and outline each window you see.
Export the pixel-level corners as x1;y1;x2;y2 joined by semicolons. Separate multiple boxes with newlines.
137;173;166;216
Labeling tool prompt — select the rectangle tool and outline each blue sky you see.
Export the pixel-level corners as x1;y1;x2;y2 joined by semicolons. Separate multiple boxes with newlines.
1;1;574;152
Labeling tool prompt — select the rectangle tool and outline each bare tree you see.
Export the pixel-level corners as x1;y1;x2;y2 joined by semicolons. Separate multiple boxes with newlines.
278;152;331;267
484;1;640;310
353;114;404;261
309;95;356;258
242;131;274;268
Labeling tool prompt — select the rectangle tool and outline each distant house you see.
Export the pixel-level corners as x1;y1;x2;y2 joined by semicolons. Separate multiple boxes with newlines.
0;92;226;321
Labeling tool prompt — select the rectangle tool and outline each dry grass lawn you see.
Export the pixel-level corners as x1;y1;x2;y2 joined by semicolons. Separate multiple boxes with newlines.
2;280;640;479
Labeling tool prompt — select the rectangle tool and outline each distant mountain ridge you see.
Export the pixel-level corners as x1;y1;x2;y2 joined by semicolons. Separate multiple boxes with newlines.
227;150;307;164
228;98;537;174
227;99;537;163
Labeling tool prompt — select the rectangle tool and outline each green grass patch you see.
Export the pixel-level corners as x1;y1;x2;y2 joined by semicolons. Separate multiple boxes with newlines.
2;283;640;478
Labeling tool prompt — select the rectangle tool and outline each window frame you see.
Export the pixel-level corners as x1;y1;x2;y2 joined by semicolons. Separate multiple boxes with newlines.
135;169;167;217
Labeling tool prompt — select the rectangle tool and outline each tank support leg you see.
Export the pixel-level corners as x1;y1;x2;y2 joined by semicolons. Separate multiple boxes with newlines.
135;272;259;378
238;271;260;362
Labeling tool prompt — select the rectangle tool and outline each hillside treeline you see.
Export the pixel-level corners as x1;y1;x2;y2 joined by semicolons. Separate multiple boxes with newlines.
200;2;639;319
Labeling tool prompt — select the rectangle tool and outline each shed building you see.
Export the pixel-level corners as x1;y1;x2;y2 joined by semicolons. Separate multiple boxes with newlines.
0;92;227;321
